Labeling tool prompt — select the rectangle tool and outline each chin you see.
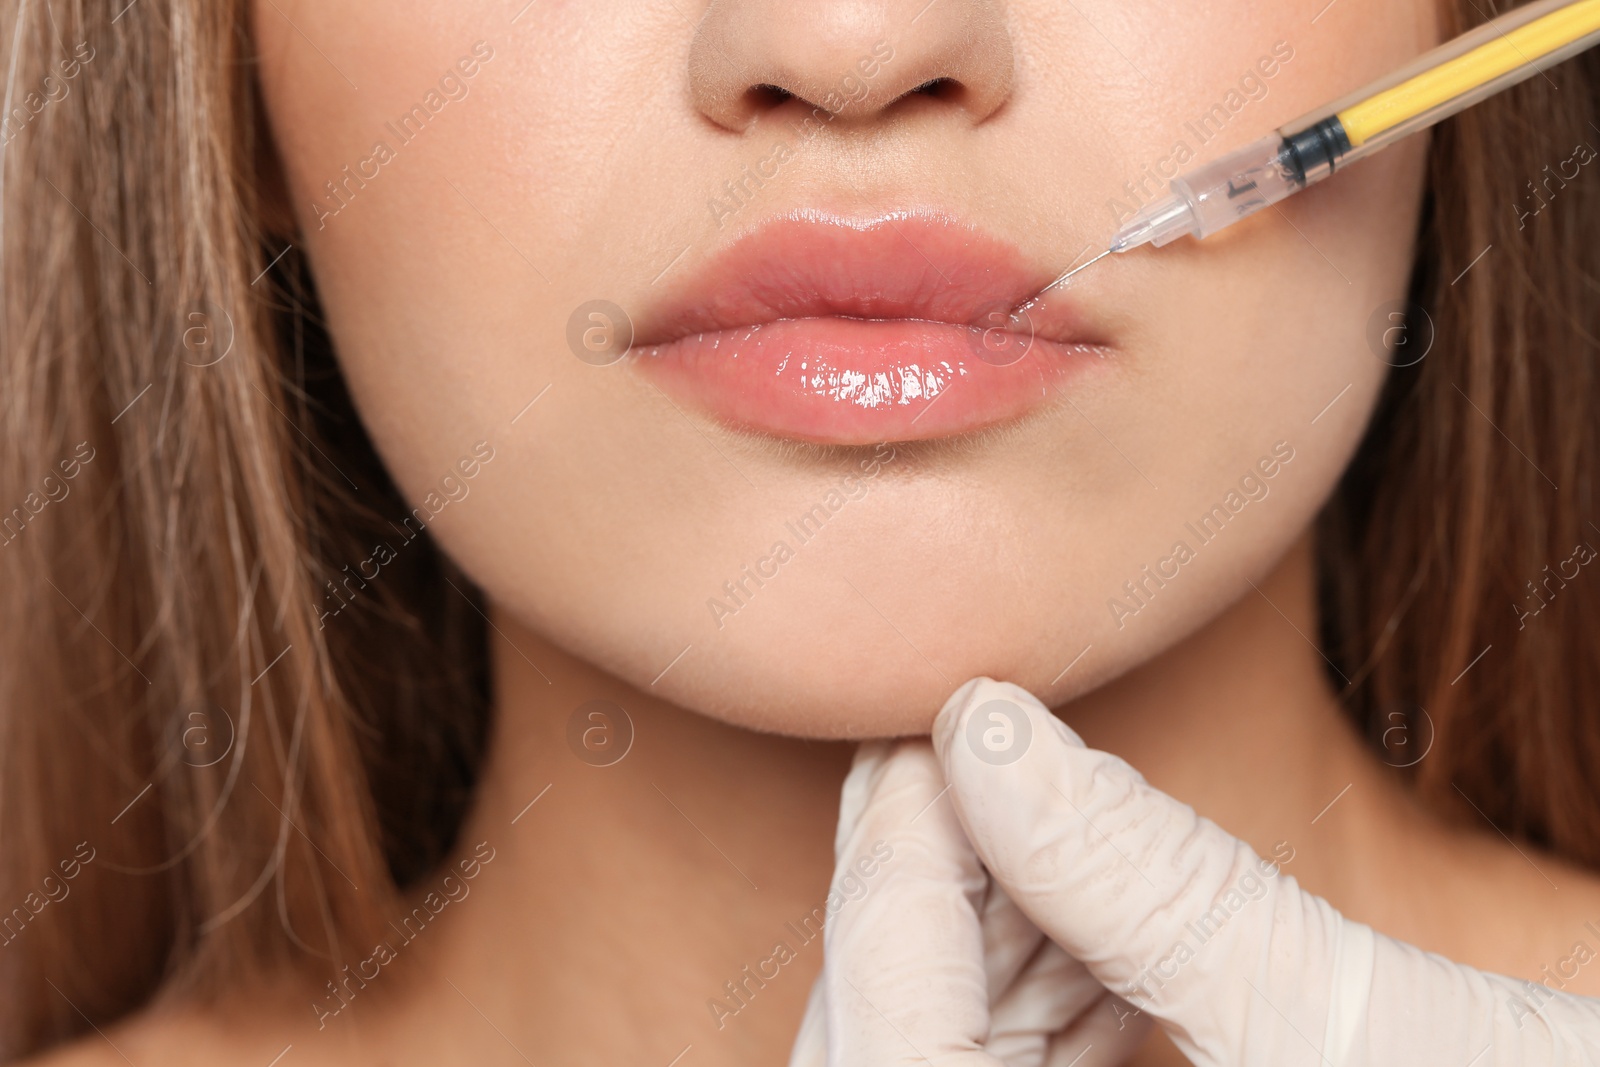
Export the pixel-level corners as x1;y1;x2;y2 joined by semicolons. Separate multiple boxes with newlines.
595;587;1140;742
608;530;1307;742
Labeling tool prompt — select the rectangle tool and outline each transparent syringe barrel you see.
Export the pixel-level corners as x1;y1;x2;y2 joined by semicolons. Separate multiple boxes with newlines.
1166;133;1302;243
1110;133;1302;250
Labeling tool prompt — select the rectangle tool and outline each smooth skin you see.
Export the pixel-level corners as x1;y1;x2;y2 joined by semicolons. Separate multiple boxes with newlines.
33;0;1600;1064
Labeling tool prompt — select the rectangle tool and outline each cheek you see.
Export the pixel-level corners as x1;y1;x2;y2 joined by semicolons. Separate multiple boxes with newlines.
251;0;691;510
1053;132;1426;694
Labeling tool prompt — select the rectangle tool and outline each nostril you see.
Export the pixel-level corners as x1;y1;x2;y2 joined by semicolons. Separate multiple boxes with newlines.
910;77;962;101
724;75;973;127
744;83;795;109
687;0;1015;131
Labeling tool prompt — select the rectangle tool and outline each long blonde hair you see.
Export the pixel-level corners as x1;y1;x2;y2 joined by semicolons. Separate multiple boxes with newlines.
1;2;484;1056
2;0;1597;1060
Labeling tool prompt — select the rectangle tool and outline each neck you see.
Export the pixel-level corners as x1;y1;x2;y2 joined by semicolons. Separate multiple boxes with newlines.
1064;534;1427;921
423;613;856;1065
347;531;1423;1065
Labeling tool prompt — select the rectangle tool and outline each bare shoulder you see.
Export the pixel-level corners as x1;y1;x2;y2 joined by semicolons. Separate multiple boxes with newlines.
16;1011;212;1067
1527;858;1600;999
1438;826;1600;999
18;1028;152;1067
15;998;321;1067
17;1039;100;1067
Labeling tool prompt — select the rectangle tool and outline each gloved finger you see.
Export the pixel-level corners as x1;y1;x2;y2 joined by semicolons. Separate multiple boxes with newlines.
932;677;1342;1065
798;738;1142;1067
810;830;1117;1067
987;938;1143;1067
790;835;1057;1067
818;737;1002;1066
975;870;1052;1011
787;741;895;1067
794;741;1052;1067
935;678;1600;1067
1042;988;1153;1067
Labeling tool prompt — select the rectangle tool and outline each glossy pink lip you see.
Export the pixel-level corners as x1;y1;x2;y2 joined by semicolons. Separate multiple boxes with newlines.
629;213;1114;444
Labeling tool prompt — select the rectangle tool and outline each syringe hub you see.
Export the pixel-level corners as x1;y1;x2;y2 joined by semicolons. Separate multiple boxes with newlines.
1109;195;1198;254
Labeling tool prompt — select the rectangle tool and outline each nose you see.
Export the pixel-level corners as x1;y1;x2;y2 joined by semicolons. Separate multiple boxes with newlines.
688;0;1015;130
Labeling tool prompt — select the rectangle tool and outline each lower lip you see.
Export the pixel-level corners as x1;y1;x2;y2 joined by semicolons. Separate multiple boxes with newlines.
633;315;1109;445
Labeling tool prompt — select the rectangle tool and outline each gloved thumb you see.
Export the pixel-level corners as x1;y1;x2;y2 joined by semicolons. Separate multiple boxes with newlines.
930;677;1362;1066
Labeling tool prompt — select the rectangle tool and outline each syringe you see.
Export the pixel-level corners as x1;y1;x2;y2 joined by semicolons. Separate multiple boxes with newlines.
1045;0;1600;289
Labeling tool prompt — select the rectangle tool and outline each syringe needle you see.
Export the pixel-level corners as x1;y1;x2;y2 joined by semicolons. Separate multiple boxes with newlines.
1043;247;1112;292
1012;247;1112;316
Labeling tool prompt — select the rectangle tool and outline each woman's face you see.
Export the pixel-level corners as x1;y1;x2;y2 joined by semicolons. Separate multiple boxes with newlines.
253;0;1435;737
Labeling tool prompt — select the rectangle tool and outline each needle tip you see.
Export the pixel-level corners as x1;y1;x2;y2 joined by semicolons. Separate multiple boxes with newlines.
1009;246;1115;317
1045;247;1112;292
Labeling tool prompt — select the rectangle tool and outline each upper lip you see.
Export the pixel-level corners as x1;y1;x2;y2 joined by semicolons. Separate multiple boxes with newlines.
633;210;1109;348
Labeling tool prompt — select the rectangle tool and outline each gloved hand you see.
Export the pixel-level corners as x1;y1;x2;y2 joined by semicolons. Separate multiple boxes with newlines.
796;676;1600;1066
787;733;1150;1067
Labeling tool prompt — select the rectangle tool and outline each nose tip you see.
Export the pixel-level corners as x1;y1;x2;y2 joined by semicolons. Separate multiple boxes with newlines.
688;0;1015;130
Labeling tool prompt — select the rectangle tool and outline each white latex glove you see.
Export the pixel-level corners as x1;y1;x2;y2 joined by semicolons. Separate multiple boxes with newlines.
900;676;1600;1067
788;735;1150;1067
